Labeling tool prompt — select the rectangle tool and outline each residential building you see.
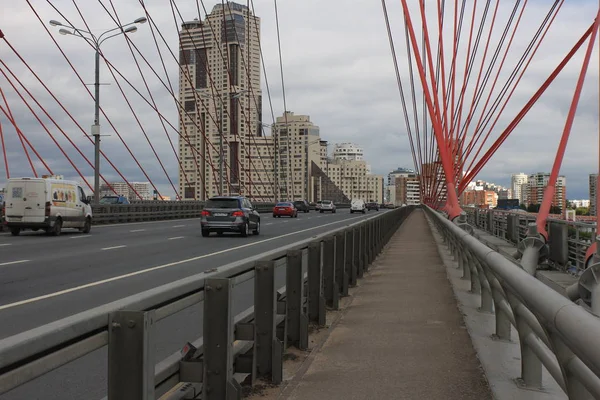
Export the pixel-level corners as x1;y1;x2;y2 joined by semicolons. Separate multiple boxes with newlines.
100;182;151;201
395;174;421;206
511;173;528;204
570;199;590;208
461;189;498;208
326;158;384;204
590;174;598;216
178;3;273;201
333;143;364;162
387;167;416;203
526;172;567;211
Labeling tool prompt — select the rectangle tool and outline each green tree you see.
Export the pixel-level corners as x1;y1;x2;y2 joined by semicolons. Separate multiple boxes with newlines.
527;204;540;213
519;203;527;210
575;207;589;216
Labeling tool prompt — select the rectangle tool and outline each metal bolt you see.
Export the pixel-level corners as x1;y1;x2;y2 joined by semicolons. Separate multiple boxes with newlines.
206;285;213;292
216;284;223;291
111;322;121;330
127;320;136;328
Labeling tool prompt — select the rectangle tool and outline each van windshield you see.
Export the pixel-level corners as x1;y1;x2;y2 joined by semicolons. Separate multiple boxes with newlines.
99;197;121;204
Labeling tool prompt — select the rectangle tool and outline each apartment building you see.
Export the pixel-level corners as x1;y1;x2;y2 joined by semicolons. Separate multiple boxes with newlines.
461;189;498;208
590;174;598;216
526;172;567;211
325;159;384;204
100;182;151;200
178;3;274;201
395;173;421;206
511;173;528;204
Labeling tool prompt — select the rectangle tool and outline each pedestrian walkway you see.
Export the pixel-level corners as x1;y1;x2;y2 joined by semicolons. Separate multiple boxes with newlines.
282;209;492;400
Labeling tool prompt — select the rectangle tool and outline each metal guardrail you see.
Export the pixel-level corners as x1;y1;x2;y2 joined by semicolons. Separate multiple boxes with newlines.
425;206;600;399
92;202;352;225
464;207;595;272
0;206;414;399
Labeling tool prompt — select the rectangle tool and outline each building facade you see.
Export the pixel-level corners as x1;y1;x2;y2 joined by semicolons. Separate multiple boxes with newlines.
526;173;567;211
590;174;598;216
178;3;274;201
511;173;528;204
395;174;420;206
100;182;151;201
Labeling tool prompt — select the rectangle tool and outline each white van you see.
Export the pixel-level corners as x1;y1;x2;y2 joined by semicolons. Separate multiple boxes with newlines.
3;177;93;236
350;199;366;214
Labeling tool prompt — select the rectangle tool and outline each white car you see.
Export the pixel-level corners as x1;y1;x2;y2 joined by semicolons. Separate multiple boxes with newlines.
350;199;366;214
4;176;93;236
319;200;336;213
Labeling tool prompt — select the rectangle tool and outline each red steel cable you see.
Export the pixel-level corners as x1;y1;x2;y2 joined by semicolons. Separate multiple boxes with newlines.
0;115;8;179
536;8;600;238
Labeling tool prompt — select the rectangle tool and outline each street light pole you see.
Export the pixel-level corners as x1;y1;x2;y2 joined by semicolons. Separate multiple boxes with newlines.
218;98;224;196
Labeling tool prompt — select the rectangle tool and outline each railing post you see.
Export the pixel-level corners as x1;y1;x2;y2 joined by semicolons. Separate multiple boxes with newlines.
358;225;365;277
307;242;326;325
335;232;348;297
254;261;283;383
203;278;240;399
108;310;155;400
349;228;358;286
286;250;308;350
322;236;339;309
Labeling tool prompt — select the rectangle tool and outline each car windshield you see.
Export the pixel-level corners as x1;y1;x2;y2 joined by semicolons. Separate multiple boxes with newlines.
293;201;304;205
276;202;291;207
99;197;120;204
205;198;239;209
322;200;331;204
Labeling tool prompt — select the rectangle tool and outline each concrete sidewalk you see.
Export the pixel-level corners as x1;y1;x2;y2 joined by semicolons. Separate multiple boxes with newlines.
280;209;491;400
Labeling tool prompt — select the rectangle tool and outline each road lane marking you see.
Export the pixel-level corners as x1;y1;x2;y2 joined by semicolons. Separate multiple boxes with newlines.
0;215;367;311
0;260;29;266
69;235;92;239
168;236;184;240
172;225;186;228
130;229;146;233
265;223;273;225
93;218;199;229
101;245;127;251
0;243;12;247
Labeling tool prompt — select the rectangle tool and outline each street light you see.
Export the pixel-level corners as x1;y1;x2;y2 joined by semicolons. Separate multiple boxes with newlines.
50;16;146;204
195;90;251;196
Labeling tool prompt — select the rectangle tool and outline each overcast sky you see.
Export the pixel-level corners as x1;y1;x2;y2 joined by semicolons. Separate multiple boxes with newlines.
0;0;598;200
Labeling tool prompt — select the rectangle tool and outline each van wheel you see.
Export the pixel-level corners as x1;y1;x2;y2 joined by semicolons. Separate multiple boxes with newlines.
81;217;92;234
52;218;63;236
10;227;20;236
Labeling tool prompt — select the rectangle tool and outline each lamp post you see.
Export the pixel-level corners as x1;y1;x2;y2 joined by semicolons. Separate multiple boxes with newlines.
50;17;146;204
195;90;250;196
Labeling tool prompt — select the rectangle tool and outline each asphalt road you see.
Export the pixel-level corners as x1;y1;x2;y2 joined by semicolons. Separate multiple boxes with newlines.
0;209;387;400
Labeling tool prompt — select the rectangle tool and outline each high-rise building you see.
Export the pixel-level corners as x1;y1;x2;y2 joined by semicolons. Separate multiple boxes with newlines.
590;174;598;216
526;173;567;211
100;182;151;200
178;3;273;201
395;173;420;206
386;167;415;203
333;143;364;162
511;173;528;204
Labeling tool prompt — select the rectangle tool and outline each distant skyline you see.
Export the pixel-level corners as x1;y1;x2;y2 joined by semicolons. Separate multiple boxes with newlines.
0;1;598;200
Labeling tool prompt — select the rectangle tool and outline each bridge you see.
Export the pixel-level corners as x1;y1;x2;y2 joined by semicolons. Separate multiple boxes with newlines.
1;1;600;400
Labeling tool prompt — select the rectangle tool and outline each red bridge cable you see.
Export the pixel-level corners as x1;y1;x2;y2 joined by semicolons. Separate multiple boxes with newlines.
0;114;8;179
436;0;450;141
459;0;564;189
458;23;593;192
536;8;600;237
0;87;37;177
460;0;559;176
381;0;420;181
0;65;93;191
456;0;526;176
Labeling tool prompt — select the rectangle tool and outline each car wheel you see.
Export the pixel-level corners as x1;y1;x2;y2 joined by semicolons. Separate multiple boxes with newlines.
254;221;260;235
52;218;62;236
202;229;210;237
273;214;276;218
320;210;324;213
362;210;366;214
10;227;20;236
333;210;336;214
241;222;249;237
81;217;92;234
217;232;224;236
351;210;354;214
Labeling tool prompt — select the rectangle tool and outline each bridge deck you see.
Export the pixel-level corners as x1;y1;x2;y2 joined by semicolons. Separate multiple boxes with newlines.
282;209;492;399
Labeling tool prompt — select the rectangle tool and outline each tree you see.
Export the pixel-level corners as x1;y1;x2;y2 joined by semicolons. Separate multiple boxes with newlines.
575;207;589;216
527;204;540;213
519;203;527;210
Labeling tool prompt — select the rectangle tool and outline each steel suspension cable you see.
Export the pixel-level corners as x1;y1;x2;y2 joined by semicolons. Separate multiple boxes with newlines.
0;87;37;176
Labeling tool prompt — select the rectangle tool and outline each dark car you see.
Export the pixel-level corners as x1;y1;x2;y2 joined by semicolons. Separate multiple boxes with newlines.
200;196;260;237
99;195;129;205
293;200;310;213
366;202;379;211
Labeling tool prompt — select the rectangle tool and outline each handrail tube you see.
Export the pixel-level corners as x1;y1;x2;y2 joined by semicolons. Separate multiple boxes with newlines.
0;209;397;378
427;207;600;380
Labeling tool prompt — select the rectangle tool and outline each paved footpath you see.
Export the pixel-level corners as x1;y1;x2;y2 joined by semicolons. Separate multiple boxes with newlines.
283;209;492;400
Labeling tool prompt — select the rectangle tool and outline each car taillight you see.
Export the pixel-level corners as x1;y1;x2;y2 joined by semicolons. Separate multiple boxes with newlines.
231;210;244;217
45;201;51;216
201;210;210;217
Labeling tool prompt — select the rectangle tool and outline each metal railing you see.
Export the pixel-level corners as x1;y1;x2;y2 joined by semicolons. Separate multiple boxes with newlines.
92;202;352;225
464;207;595;272
425;206;600;399
0;206;414;399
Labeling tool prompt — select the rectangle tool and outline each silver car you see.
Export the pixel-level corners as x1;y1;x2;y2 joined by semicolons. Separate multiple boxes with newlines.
200;196;260;237
319;200;336;213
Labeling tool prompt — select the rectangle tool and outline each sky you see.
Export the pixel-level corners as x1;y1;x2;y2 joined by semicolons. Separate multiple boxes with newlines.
0;0;598;200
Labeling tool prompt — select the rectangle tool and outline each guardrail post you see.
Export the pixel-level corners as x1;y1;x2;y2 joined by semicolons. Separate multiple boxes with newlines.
254;261;282;383
348;228;358;287
286;250;308;350
335;232;349;297
357;225;365;277
366;221;373;267
203;278;240;399
307;241;326;325
108;310;155;400
322;236;339;309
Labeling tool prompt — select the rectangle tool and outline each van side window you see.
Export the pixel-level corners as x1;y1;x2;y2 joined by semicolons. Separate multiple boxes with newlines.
78;187;86;202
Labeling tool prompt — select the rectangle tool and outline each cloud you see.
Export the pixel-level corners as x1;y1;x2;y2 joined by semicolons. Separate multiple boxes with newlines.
0;0;598;200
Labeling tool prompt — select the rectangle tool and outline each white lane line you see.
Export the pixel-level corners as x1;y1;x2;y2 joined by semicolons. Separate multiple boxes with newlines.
130;229;146;233
265;223;273;225
69;235;92;239
101;245;127;251
0;215;366;311
0;243;12;247
93;218;199;229
168;236;185;240
0;260;29;267
172;225;186;228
